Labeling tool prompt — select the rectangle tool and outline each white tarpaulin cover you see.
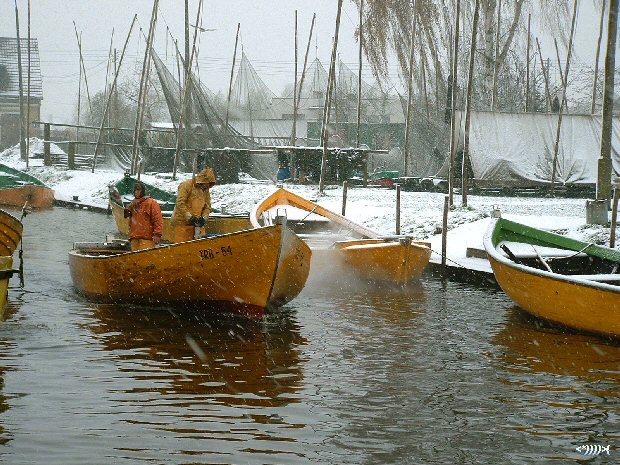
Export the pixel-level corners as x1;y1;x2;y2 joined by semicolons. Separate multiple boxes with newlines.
448;111;620;186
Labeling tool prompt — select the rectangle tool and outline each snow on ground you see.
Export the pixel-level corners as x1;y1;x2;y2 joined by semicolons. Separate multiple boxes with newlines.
0;139;615;260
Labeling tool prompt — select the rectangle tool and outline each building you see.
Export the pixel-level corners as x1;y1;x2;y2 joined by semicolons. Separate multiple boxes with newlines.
0;37;42;149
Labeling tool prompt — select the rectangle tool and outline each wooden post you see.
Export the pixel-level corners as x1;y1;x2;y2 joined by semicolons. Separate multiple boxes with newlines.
592;0;606;114
441;195;449;275
611;184;619;248
341;180;348;216
43;123;51;166
395;184;401;235
68;141;76;170
448;0;461;206
462;0;480;207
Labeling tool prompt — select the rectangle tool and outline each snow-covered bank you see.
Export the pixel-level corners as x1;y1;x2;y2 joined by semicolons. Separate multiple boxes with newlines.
0;139;614;250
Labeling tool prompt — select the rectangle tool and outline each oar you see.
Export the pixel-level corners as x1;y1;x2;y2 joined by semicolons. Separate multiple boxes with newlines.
18;201;30;287
500;244;522;265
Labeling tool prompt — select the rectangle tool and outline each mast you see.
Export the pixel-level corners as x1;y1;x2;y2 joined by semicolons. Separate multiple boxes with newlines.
26;0;31;167
291;11;298;146
448;0;461;205
461;0;480;207
319;0;344;194
550;0;578;195
404;0;417;177
356;0;363;148
92;15;137;172
131;0;159;175
14;1;26;162
597;0;619;202
225;23;240;131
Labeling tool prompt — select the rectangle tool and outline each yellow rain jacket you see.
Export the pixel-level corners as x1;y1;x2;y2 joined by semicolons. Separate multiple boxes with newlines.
172;168;216;242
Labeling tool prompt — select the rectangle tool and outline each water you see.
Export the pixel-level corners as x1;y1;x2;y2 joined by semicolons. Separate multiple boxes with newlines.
0;208;618;464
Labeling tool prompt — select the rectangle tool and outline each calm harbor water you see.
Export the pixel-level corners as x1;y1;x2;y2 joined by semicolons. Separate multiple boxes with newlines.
0;207;618;464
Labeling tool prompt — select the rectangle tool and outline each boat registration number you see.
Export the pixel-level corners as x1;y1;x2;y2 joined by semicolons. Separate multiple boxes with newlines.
199;246;233;260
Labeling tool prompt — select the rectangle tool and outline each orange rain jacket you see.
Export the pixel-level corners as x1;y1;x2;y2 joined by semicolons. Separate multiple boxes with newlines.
128;196;163;240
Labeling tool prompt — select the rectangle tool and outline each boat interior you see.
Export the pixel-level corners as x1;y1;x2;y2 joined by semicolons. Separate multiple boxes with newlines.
499;241;620;283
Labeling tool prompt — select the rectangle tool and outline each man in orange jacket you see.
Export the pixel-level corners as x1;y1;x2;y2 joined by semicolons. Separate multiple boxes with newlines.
171;167;216;242
124;181;163;251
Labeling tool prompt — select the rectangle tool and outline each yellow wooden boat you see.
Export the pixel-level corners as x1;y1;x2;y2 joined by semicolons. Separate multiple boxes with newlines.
250;188;431;285
0;208;23;316
484;217;620;338
108;176;252;242
69;220;311;319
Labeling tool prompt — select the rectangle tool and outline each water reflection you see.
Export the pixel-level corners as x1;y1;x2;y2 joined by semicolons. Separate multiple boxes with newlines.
86;305;307;407
494;306;620;381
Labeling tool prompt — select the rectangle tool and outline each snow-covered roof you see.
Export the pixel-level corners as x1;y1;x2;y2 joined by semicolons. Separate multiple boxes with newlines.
0;37;42;101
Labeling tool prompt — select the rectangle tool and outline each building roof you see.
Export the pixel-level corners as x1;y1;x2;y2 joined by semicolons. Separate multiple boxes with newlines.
0;37;42;100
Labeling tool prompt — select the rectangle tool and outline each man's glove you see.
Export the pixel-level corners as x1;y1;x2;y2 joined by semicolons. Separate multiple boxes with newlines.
189;215;206;227
123;208;131;218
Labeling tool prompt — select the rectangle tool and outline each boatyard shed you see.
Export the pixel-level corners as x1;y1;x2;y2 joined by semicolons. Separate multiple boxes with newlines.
0;37;42;149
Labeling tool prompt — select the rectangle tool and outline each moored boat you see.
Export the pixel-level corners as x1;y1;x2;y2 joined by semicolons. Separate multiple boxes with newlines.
484;217;620;338
108;174;252;242
0;208;23;315
68;220;311;319
250;188;431;285
0;163;54;209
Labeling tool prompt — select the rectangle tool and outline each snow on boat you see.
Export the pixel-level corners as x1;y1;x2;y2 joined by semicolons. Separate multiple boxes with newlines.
68;219;311;319
250;188;431;286
484;217;620;338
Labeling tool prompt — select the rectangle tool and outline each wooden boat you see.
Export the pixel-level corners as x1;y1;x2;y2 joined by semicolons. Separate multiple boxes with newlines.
68;220;311;319
0;208;23;315
108;175;252;242
250;188;431;285
484;217;620;338
0;163;54;209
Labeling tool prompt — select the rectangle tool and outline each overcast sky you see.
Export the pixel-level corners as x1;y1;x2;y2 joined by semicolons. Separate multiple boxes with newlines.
0;0;603;124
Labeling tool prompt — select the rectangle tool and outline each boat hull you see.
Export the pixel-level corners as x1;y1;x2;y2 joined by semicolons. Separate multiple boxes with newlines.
69;224;311;319
0;209;23;256
488;254;620;337
485;218;620;338
0;186;54;209
333;239;431;285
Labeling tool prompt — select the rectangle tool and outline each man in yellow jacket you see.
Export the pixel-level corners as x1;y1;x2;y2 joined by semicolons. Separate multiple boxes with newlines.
171;167;216;242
